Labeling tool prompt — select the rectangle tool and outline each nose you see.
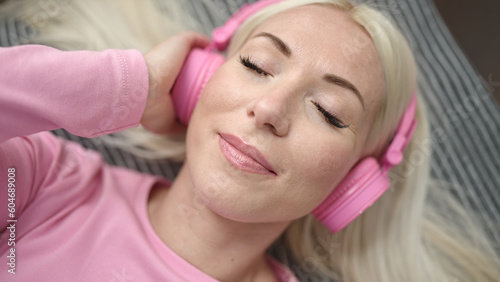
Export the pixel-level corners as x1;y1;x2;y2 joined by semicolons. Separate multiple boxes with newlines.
246;89;291;137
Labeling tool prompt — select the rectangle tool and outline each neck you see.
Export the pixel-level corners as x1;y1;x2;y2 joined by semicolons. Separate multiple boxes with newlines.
148;163;290;282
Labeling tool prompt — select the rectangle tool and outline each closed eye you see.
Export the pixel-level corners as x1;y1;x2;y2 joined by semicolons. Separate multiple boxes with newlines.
239;55;272;77
312;102;349;129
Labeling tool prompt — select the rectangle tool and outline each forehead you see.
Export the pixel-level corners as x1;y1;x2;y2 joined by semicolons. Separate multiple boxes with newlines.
242;4;385;108
257;4;361;41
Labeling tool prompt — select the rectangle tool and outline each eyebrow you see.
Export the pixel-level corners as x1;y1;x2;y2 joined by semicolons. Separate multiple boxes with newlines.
324;74;364;109
254;32;291;57
253;32;365;109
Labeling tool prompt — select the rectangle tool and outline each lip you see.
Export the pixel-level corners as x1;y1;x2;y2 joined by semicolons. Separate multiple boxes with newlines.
218;133;276;176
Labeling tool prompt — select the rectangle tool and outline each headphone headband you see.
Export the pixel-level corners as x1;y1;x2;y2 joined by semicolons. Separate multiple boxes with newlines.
211;0;283;51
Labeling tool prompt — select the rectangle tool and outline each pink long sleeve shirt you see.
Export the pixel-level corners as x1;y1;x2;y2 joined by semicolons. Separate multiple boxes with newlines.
0;45;297;282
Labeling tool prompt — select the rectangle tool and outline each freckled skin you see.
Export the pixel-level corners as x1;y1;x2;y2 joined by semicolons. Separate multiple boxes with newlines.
186;5;385;223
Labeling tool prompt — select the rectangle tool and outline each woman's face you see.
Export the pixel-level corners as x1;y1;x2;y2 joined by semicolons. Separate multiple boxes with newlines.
185;5;385;223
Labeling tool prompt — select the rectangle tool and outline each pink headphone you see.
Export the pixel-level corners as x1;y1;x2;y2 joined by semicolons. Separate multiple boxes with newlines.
171;0;417;233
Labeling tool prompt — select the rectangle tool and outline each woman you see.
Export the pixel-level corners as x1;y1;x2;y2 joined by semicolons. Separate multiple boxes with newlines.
1;0;499;281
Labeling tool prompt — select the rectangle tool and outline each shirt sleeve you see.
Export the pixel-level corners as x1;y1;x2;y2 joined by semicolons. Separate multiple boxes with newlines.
0;45;150;230
0;44;149;143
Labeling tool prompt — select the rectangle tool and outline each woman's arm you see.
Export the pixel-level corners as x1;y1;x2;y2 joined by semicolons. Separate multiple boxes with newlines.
0;44;149;143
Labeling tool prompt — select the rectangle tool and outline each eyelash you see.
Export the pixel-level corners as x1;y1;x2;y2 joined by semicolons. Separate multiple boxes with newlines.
239;55;272;77
239;55;348;129
313;102;350;129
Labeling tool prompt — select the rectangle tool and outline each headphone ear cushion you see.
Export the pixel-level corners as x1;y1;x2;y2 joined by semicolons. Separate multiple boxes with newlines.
312;157;390;233
171;48;225;124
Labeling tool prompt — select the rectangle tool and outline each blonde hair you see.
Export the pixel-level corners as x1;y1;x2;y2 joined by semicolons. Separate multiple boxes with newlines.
4;0;499;280
0;0;195;51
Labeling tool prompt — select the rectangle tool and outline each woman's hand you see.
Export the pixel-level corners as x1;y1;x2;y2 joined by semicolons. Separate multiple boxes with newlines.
141;32;210;134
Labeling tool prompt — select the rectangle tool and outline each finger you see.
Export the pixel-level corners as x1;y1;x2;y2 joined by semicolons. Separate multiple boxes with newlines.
153;32;210;56
164;32;211;62
179;31;211;49
147;32;210;75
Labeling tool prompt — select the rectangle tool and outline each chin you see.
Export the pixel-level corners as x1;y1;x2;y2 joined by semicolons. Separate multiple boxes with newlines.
186;165;265;222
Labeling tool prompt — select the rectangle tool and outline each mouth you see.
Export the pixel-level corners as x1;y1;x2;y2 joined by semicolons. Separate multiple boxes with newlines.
218;133;277;176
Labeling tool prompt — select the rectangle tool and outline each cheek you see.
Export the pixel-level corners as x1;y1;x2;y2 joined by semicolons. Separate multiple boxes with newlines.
288;137;357;209
193;62;247;120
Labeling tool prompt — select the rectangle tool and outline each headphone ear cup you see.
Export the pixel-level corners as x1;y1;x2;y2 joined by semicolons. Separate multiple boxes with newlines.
312;157;390;233
171;48;225;125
